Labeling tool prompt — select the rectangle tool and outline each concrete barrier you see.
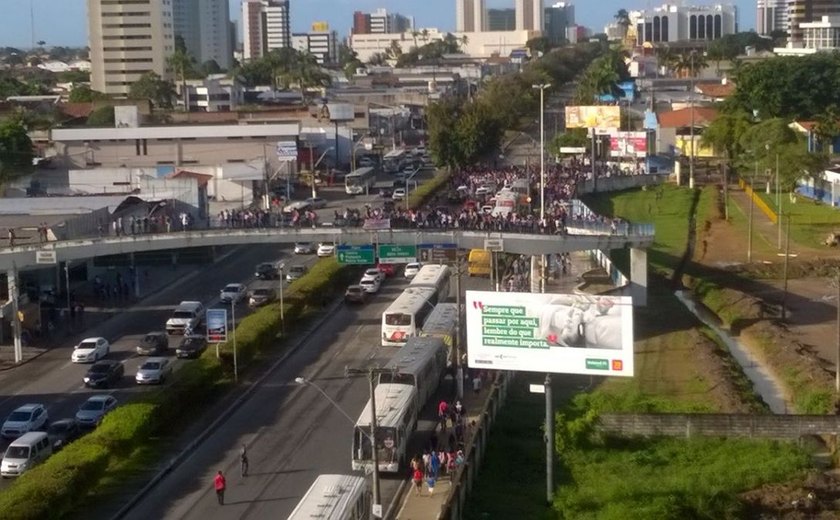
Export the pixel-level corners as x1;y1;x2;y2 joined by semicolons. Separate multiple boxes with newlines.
576;174;669;195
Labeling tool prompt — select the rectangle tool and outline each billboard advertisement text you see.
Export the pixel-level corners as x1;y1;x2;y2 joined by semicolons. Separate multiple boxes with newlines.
206;309;228;343
565;105;621;130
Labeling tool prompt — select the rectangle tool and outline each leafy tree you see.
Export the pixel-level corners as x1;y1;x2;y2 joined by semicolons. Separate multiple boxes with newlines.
337;43;358;67
368;53;388;66
813;105;840;151
0;74;38;97
675;51;707;78
68;84;108;103
655;44;679;76
427;98;464;168
701;109;752;218
549;129;590;156
86;106;115;127
614;9;631;37
234;59;272;87
385;40;403;61
167;48;196;110
57;70;90;84
128;72;176;109
291;51;331;100
0;117;33;183
526;36;552;56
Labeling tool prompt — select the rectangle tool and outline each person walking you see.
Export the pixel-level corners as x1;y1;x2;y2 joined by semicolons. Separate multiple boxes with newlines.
412;466;423;496
214;470;226;505
240;444;249;477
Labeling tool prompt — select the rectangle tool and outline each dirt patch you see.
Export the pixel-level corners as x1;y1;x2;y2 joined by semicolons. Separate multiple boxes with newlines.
740;471;840;519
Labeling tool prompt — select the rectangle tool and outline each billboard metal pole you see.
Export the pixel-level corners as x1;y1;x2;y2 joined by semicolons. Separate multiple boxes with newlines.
545;373;554;504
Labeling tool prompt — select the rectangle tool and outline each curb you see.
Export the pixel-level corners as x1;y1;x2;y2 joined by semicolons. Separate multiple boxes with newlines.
110;297;344;520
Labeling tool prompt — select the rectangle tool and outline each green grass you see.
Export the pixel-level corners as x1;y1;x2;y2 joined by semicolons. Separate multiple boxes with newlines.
753;190;840;249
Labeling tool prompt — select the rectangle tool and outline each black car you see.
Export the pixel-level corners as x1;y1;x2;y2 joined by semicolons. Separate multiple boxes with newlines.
255;262;280;280
47;419;81;451
83;360;124;388
176;335;208;359
136;331;169;355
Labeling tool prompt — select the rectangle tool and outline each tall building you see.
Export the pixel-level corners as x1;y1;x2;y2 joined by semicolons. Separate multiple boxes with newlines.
172;0;232;69
788;0;840;42
757;0;788;35
545;2;574;44
516;0;545;31
369;8;413;34
352;11;371;34
635;3;738;44
241;0;291;61
88;0;174;97
456;0;486;32
487;8;516;31
292;22;338;64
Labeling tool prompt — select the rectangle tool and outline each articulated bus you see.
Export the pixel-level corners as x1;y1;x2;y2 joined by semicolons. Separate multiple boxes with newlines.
287;474;370;520
420;303;460;362
378;336;448;409
408;264;451;304
352;383;418;474
381;287;436;347
344;167;376;195
382;149;408;174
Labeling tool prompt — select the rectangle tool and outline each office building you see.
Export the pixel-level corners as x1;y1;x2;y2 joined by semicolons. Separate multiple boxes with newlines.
456;0;486;32
488;8;516;31
788;0;840;42
241;0;291;61
545;2;574;44
350;28;538;61
352;11;371;34
172;0;232;69
366;8;413;34
87;0;175;97
516;0;545;31
635;3;738;44
756;0;788;34
292;22;338;64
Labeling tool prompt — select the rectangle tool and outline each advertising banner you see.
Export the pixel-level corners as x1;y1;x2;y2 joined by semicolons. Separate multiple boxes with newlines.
363;218;391;230
466;291;634;376
565;105;621;130
276;141;298;161
206;309;228;343
610;131;647;158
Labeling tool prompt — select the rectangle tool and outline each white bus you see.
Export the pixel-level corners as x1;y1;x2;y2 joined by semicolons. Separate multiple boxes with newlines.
420;303;459;361
383;149;408;174
344;167;376;195
408;264;451;304
381;287;436;347
287;474;370;520
378;336;448;409
352;383;418;473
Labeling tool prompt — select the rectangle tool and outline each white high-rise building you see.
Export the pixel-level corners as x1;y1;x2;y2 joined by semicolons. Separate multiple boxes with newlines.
757;0;788;35
88;0;174;97
456;0;487;32
173;0;232;69
516;0;544;31
241;0;291;61
635;3;738;44
292;22;338;64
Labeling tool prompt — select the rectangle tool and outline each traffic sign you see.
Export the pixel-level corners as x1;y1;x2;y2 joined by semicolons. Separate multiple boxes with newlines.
35;251;57;265
337;245;375;265
484;238;504;252
378;244;416;264
417;243;457;264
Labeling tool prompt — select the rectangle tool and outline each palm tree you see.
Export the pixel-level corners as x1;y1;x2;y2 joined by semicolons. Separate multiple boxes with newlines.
386;40;403;60
655;44;678;76
676;51;707;78
368;53;387;66
614;9;630;37
166;48;195;111
421;28;430;45
293;51;331;101
460;35;468;50
411;30;419;51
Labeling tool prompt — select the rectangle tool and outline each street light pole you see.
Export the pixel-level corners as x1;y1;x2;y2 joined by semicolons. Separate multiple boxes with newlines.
231;300;238;383
532;82;551;294
689;51;695;190
279;266;285;335
781;213;791;321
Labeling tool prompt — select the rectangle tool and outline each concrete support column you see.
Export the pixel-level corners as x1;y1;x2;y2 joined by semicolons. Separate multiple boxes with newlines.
8;267;22;363
630;248;648;307
130;252;140;298
530;256;541;293
674;160;682;186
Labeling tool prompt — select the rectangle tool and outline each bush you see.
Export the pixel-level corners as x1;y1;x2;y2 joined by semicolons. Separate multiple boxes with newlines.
87;402;157;453
408;169;451;209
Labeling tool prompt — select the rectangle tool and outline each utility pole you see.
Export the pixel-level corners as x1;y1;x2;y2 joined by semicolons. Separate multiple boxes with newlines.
545;373;553;504
262;143;271;211
781;213;791;321
454;252;464;400
689;50;695;190
836;272;840;394
748;168;755;263
776;152;782;250
231;300;238;383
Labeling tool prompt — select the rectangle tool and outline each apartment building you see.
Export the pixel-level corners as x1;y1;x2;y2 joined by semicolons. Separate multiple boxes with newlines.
87;0;175;97
516;0;545;31
788;0;840;42
292;22;338;64
241;0;291;61
456;0;487;32
756;0;788;35
172;0;232;69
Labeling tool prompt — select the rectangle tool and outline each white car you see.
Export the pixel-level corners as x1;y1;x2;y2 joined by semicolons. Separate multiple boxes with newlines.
219;283;247;304
284;200;311;213
1;404;48;439
71;337;110;363
475;186;491;197
135;358;173;385
317;242;336;257
404;262;422;279
392;188;406;201
294;242;315;254
361;268;384;283
359;277;381;294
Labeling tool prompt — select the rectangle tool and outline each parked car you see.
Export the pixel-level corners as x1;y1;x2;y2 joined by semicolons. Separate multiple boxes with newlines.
294;242;315;254
75;395;118;428
317;242;336;257
71;337;110;363
220;283;247;304
361;268;384;283
1;432;51;478
1;404;48;439
176;335;208;359
392;188;406;201
248;288;276;307
305;197;328;209
404;262;422;279
47;419;81;451
83;360;124;388
255;262;281;280
359;277;381;294
376;263;396;278
286;265;308;281
344;285;368;304
136;331;169;356
135;358;173;385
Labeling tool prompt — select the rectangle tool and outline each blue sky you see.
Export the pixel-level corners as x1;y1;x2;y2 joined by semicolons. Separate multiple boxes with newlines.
0;0;755;48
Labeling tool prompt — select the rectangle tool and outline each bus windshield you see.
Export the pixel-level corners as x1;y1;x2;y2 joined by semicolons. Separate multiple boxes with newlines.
379;372;415;386
385;313;412;326
353;426;398;465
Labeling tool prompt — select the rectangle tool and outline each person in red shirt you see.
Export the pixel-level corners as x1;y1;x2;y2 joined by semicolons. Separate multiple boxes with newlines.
214;470;226;505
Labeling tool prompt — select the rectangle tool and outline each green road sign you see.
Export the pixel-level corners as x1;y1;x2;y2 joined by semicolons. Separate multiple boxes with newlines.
378;244;417;264
337;245;375;265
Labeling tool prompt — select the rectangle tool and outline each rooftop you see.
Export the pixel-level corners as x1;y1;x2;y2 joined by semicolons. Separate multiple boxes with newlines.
657;106;718;128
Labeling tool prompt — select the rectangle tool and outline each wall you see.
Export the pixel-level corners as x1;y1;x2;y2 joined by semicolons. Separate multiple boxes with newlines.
598;413;840;439
576;173;668;195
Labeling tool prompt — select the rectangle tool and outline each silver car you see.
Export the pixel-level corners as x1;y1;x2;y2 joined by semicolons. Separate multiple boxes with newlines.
75;395;118;428
135;358;173;385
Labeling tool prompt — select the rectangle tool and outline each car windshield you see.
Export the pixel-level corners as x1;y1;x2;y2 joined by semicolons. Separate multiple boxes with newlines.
360;280;373;286
182;338;203;348
77;341;97;349
141;362;161;370
407;264;420;270
4;446;29;459
296;243;310;247
365;269;379;276
7;411;31;422
142;335;158;344
172;311;193;319
48;422;71;434
291;266;305;273
80;400;104;411
89;364;110;373
348;287;362;294
257;263;273;270
253;289;270;296
223;285;240;292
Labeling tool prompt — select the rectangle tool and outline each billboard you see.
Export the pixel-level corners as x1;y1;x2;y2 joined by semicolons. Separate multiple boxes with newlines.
206;309;228;343
466;291;634;376
610;131;647;158
565;105;621;130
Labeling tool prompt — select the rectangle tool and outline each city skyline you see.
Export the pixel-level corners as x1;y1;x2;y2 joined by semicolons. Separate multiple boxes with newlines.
0;0;757;49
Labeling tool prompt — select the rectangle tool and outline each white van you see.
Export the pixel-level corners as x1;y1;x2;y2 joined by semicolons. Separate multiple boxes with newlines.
1;431;52;477
165;301;205;335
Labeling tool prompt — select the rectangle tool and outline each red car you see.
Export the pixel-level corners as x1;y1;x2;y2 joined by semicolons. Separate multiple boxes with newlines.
376;263;396;277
